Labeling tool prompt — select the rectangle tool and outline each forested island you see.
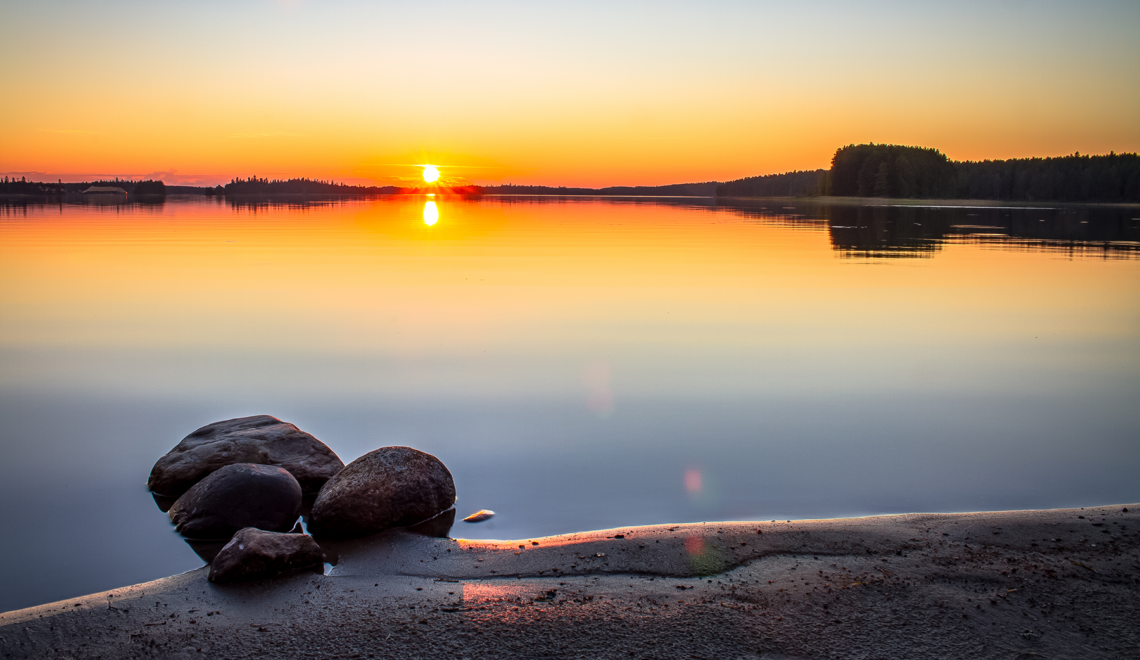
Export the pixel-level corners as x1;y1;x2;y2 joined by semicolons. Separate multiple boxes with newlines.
718;145;1140;202
221;177;400;196
477;182;719;197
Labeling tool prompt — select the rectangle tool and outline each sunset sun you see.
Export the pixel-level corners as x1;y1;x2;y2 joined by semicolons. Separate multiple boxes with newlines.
422;165;440;183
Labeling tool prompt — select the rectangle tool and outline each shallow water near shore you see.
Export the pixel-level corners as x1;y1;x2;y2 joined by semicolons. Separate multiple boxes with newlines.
1;195;1138;612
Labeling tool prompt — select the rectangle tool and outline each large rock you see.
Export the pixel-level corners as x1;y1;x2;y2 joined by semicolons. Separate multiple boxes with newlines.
148;415;344;501
208;528;325;583
169;463;302;539
308;447;456;539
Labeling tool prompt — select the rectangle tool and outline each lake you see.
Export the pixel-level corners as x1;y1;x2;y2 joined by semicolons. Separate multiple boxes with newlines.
1;195;1137;612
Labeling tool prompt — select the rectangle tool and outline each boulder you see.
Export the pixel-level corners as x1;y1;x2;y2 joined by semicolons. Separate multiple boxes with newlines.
185;522;305;564
308;447;456;539
148;415;344;503
169;463;301;539
208;528;324;583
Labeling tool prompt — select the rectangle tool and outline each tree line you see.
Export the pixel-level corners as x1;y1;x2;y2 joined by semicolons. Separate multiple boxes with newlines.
223;177;399;196
715;170;828;198
481;182;719;196
127;180;166;196
1;176;64;195
1;177;165;196
953;152;1139;202
719;144;1140;202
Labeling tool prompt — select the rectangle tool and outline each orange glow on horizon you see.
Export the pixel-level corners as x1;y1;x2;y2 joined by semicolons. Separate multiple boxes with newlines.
2;4;1136;187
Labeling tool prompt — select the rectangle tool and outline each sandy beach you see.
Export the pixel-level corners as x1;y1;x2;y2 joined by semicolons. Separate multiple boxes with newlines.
2;504;1137;659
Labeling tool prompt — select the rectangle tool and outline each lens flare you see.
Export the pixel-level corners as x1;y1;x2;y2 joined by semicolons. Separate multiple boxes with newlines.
684;469;702;495
582;359;614;417
423;201;439;226
422;165;440;183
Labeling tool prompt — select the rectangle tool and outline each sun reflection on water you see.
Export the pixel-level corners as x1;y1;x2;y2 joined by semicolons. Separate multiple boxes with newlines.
423;200;439;226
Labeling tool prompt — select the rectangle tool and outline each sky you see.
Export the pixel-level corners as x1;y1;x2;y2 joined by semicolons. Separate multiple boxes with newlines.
1;0;1138;187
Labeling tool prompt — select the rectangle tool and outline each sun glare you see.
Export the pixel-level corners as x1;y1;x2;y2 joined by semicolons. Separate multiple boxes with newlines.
423;201;439;226
422;165;440;183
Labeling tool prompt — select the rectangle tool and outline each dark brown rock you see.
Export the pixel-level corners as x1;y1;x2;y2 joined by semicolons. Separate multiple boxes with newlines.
147;415;344;503
208;528;324;583
169;463;301;539
308;447;456;539
406;507;456;538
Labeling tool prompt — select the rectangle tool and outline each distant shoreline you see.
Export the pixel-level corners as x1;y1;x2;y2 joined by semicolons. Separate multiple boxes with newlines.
5;143;1138;205
5;191;1138;209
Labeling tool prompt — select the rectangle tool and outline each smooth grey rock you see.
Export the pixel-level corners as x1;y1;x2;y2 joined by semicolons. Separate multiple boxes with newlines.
309;447;456;539
169;463;301;539
208;528;324;583
148;415;344;503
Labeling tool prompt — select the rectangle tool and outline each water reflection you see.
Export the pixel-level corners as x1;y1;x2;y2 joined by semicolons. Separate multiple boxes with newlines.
424;200;439;226
1;195;1138;612
710;199;1140;259
3;194;1134;260
0;194;169;215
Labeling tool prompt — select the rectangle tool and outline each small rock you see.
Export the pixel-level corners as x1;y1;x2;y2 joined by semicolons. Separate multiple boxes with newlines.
148;415;344;504
463;509;495;523
309;447;456;539
169;463;301;539
208;528;324;583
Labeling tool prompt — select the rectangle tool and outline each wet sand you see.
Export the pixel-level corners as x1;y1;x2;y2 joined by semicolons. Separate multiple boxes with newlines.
3;505;1137;659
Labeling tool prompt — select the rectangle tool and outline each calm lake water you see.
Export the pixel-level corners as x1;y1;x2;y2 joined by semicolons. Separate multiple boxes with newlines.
1;195;1138;611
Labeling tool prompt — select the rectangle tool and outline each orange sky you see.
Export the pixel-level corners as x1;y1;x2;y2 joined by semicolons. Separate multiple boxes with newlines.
1;1;1138;187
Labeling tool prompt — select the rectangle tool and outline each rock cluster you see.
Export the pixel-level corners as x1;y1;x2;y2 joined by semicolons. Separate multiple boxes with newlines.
150;416;457;581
